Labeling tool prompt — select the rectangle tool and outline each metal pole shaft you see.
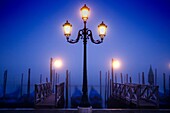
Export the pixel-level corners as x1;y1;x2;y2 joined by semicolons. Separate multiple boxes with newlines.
80;21;90;107
83;21;87;94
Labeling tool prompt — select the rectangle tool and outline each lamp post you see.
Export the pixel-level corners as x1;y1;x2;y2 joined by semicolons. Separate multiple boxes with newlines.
62;4;107;107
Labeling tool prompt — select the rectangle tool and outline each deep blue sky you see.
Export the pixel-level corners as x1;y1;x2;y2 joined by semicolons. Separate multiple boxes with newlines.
0;0;170;92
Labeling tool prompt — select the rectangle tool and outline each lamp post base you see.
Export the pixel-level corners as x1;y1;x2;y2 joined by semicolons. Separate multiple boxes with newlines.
79;94;90;107
78;106;92;113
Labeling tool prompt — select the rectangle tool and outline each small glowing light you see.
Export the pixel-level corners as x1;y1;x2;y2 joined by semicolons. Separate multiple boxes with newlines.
54;59;62;68
112;60;120;69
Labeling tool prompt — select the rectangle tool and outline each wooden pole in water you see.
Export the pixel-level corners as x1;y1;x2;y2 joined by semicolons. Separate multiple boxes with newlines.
124;74;126;83
66;70;69;108
110;79;112;97
108;70;110;98
111;58;114;84
27;68;31;97
56;72;58;84
142;72;145;84
120;73;123;84
46;77;48;83
138;73;140;84
40;74;42;84
58;74;60;83
20;73;23;97
105;72;107;107
50;58;53;83
129;76;132;84
52;70;55;93
3;70;7;99
163;73;166;96
100;70;102;97
126;74;128;83
169;75;170;96
69;71;71;105
115;73;117;83
155;69;157;86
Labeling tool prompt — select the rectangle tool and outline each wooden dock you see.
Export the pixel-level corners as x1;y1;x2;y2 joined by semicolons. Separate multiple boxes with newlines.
111;83;159;108
34;82;65;108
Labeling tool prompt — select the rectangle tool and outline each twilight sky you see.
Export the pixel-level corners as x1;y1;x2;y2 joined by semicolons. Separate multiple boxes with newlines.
0;0;170;92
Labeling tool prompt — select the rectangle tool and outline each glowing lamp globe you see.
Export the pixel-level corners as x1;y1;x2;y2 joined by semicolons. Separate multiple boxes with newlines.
98;21;107;38
112;60;120;69
63;20;72;37
80;4;90;21
54;59;63;69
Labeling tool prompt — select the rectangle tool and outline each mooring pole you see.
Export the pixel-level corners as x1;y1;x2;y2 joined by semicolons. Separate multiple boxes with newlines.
27;68;31;97
138;73;140;84
20;73;23;97
163;73;166;96
155;69;157;86
100;71;102;97
120;73;123;84
142;72;145;84
66;70;69;108
40;74;42;84
50;58;53;83
3;70;7;99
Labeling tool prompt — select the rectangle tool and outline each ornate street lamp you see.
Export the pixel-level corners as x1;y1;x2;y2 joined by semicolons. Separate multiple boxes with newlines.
63;4;107;107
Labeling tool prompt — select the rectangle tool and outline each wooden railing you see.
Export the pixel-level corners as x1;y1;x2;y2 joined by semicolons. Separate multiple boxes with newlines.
112;83;159;107
34;82;52;104
55;82;65;107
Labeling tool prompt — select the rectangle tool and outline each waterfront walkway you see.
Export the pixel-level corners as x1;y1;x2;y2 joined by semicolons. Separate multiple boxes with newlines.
0;108;170;113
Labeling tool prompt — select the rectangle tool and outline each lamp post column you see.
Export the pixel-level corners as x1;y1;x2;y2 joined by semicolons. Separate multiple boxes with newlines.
80;21;90;107
62;4;108;107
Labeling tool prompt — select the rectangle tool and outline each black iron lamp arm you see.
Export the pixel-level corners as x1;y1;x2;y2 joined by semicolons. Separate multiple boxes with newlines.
66;29;83;44
87;30;103;44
